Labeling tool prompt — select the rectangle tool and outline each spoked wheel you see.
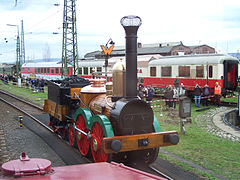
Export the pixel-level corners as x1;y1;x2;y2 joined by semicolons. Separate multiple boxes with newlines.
76;114;90;156
91;122;111;162
142;148;159;164
129;148;159;165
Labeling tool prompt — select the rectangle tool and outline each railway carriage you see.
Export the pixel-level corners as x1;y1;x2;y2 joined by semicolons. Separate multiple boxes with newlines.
21;62;73;80
143;54;238;93
21;54;239;96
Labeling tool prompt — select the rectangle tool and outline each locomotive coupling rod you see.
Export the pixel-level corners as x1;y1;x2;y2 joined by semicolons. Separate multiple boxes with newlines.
73;125;92;139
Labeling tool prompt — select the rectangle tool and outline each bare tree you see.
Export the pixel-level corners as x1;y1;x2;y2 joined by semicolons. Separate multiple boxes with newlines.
43;43;51;62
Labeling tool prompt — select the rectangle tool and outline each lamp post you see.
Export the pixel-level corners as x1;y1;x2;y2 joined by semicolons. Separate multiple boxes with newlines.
120;15;142;97
6;24;20;79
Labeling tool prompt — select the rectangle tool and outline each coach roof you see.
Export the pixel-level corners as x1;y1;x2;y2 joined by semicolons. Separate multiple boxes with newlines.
149;54;238;66
21;61;68;68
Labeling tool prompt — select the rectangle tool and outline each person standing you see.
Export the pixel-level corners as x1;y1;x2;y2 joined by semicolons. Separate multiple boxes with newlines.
179;83;186;97
202;84;210;106
173;86;179;109
166;85;174;108
214;82;221;106
146;85;154;107
194;84;201;107
138;87;145;100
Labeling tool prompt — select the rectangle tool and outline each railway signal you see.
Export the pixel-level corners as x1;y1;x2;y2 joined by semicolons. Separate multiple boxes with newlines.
100;38;115;80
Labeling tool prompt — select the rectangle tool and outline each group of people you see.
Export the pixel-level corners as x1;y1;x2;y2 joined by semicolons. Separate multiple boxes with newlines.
138;82;186;108
23;77;45;92
164;83;186;108
194;82;221;107
0;74;45;93
137;84;155;105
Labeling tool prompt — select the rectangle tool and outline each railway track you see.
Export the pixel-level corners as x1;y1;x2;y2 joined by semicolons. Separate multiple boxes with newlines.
0;90;89;165
0;90;176;179
0;89;204;179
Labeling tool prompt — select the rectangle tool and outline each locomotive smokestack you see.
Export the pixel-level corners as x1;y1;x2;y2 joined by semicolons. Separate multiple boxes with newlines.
120;15;142;97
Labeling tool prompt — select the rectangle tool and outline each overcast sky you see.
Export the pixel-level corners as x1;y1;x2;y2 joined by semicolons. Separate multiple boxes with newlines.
0;0;240;63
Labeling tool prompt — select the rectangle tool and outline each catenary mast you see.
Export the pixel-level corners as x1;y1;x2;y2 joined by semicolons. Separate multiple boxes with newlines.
20;20;25;64
61;0;79;77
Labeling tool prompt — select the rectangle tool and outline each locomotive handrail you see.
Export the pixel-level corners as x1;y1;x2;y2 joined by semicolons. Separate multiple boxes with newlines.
74;92;93;112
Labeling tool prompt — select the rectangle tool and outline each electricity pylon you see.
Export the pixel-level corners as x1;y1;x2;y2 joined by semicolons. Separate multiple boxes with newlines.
20;20;25;64
61;0;79;77
16;27;20;77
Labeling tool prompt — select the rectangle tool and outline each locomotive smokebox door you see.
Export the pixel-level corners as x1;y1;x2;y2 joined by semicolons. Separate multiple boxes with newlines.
179;96;191;118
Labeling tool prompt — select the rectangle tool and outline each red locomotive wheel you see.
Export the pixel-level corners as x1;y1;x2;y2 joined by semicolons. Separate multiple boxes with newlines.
68;126;75;146
76;115;89;156
91;122;110;162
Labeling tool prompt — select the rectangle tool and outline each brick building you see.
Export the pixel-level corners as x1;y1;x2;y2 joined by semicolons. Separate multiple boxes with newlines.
84;41;216;59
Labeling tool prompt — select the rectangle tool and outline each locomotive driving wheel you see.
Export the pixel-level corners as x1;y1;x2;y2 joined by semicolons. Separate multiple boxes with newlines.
91;122;111;162
128;147;159;165
76;114;90;156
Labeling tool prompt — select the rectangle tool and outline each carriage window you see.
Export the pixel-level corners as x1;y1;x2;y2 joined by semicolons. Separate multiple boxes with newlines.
67;68;70;75
38;68;40;73
44;68;46;73
84;67;88;75
196;66;204;77
47;68;50;74
97;67;102;72
90;67;93;74
209;65;213;78
60;68;64;75
56;68;59;74
41;68;43;73
179;66;190;77
51;68;54;74
161;66;171;77
78;68;82;75
27;68;30;72
150;67;156;77
35;68;37;73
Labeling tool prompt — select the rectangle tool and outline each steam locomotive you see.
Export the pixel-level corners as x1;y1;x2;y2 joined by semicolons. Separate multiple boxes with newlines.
43;15;179;164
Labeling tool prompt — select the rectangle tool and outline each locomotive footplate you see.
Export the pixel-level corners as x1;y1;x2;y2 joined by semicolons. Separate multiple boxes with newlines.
102;131;179;154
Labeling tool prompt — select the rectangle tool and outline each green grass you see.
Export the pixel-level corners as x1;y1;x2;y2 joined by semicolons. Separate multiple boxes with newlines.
153;99;240;180
0;80;47;105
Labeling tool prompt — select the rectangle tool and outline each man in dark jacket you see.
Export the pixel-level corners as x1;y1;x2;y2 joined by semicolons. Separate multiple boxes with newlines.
202;84;210;106
194;83;201;107
146;86;154;106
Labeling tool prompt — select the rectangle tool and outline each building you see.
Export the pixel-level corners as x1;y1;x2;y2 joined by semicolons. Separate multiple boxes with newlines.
84;41;216;59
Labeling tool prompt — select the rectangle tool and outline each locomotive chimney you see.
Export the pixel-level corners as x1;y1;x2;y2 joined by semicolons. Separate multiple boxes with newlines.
120;15;142;98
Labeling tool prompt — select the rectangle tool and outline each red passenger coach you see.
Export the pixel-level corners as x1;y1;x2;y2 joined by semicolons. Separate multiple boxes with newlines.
142;54;239;94
21;62;73;80
21;54;239;96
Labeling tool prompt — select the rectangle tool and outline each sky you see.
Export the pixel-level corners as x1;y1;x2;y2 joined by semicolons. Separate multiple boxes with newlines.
0;0;240;64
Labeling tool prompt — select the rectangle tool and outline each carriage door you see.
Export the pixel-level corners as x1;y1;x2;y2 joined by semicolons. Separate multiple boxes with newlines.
223;60;238;90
